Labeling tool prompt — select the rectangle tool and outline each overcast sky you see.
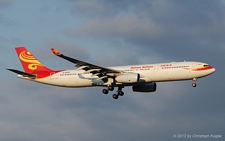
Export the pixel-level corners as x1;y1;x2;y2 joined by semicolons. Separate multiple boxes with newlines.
0;0;224;141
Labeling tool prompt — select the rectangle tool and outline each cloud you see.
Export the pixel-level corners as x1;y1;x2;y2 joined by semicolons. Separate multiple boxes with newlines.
1;77;224;141
64;14;163;40
0;0;12;8
20;40;92;70
0;13;15;25
44;40;89;59
1;0;225;141
70;0;139;17
65;0;225;61
0;0;14;25
0;36;21;44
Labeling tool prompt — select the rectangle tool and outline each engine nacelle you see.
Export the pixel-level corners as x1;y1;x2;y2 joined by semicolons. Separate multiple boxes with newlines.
132;82;157;92
115;73;140;83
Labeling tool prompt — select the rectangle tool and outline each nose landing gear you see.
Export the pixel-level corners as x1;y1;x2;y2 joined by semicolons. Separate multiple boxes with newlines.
192;78;197;87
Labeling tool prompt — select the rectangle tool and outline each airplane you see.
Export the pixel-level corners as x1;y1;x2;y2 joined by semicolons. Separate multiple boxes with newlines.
7;47;215;99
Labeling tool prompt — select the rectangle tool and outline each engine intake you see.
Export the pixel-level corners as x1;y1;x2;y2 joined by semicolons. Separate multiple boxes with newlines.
132;82;157;92
115;73;140;83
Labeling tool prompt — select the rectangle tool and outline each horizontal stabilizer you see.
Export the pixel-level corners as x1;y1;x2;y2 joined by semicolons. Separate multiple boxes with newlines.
6;68;36;79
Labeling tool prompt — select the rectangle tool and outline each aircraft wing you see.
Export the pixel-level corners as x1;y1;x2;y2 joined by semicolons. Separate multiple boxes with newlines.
7;68;36;79
51;48;121;78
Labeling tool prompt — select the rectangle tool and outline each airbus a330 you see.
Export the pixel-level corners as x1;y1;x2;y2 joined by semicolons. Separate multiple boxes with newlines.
7;47;215;99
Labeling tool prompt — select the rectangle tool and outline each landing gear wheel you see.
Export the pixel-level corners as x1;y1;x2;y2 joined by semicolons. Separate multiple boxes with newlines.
112;94;118;99
108;86;114;91
192;78;197;87
192;83;197;87
118;91;124;96
102;89;108;94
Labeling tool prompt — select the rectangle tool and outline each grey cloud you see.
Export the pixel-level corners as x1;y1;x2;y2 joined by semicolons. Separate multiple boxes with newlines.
0;79;98;141
2;68;223;141
64;15;163;40
70;0;139;17
44;40;89;59
0;36;21;44
0;0;12;8
65;0;225;62
23;40;92;70
0;0;13;25
44;39;138;67
1;0;224;141
63;1;225;140
0;13;15;25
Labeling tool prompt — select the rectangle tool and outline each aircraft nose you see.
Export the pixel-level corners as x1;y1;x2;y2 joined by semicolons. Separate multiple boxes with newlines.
211;67;216;73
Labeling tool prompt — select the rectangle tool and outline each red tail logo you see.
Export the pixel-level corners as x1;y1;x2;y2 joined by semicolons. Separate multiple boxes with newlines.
15;47;52;74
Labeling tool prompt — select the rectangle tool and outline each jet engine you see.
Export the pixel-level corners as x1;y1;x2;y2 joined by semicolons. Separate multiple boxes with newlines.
115;73;140;83
132;82;157;92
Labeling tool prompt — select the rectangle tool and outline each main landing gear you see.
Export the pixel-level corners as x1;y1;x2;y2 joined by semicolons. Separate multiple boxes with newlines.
192;78;197;87
102;85;114;94
102;86;124;99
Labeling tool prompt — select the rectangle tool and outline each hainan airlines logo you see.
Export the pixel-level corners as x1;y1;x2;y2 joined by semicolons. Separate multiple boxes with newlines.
19;51;43;70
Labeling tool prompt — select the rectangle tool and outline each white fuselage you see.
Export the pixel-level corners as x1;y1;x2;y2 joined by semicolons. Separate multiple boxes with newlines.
19;61;215;87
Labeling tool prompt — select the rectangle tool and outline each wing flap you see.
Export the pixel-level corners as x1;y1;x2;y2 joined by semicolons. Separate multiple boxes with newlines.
77;66;91;70
86;69;101;73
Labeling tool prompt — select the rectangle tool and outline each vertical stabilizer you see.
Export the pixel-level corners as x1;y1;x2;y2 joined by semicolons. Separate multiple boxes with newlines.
15;47;52;74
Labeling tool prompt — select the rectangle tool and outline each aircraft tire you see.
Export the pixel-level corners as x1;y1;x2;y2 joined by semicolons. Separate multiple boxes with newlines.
102;89;108;94
118;91;124;96
112;94;118;99
108;86;114;91
192;83;197;87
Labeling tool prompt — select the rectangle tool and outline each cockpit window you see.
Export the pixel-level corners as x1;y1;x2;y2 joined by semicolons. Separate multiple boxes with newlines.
204;65;209;67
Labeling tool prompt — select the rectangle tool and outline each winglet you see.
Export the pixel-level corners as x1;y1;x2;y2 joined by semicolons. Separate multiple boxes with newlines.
51;48;61;55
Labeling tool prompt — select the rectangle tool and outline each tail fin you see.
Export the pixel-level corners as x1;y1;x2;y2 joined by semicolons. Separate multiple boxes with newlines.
15;47;52;74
